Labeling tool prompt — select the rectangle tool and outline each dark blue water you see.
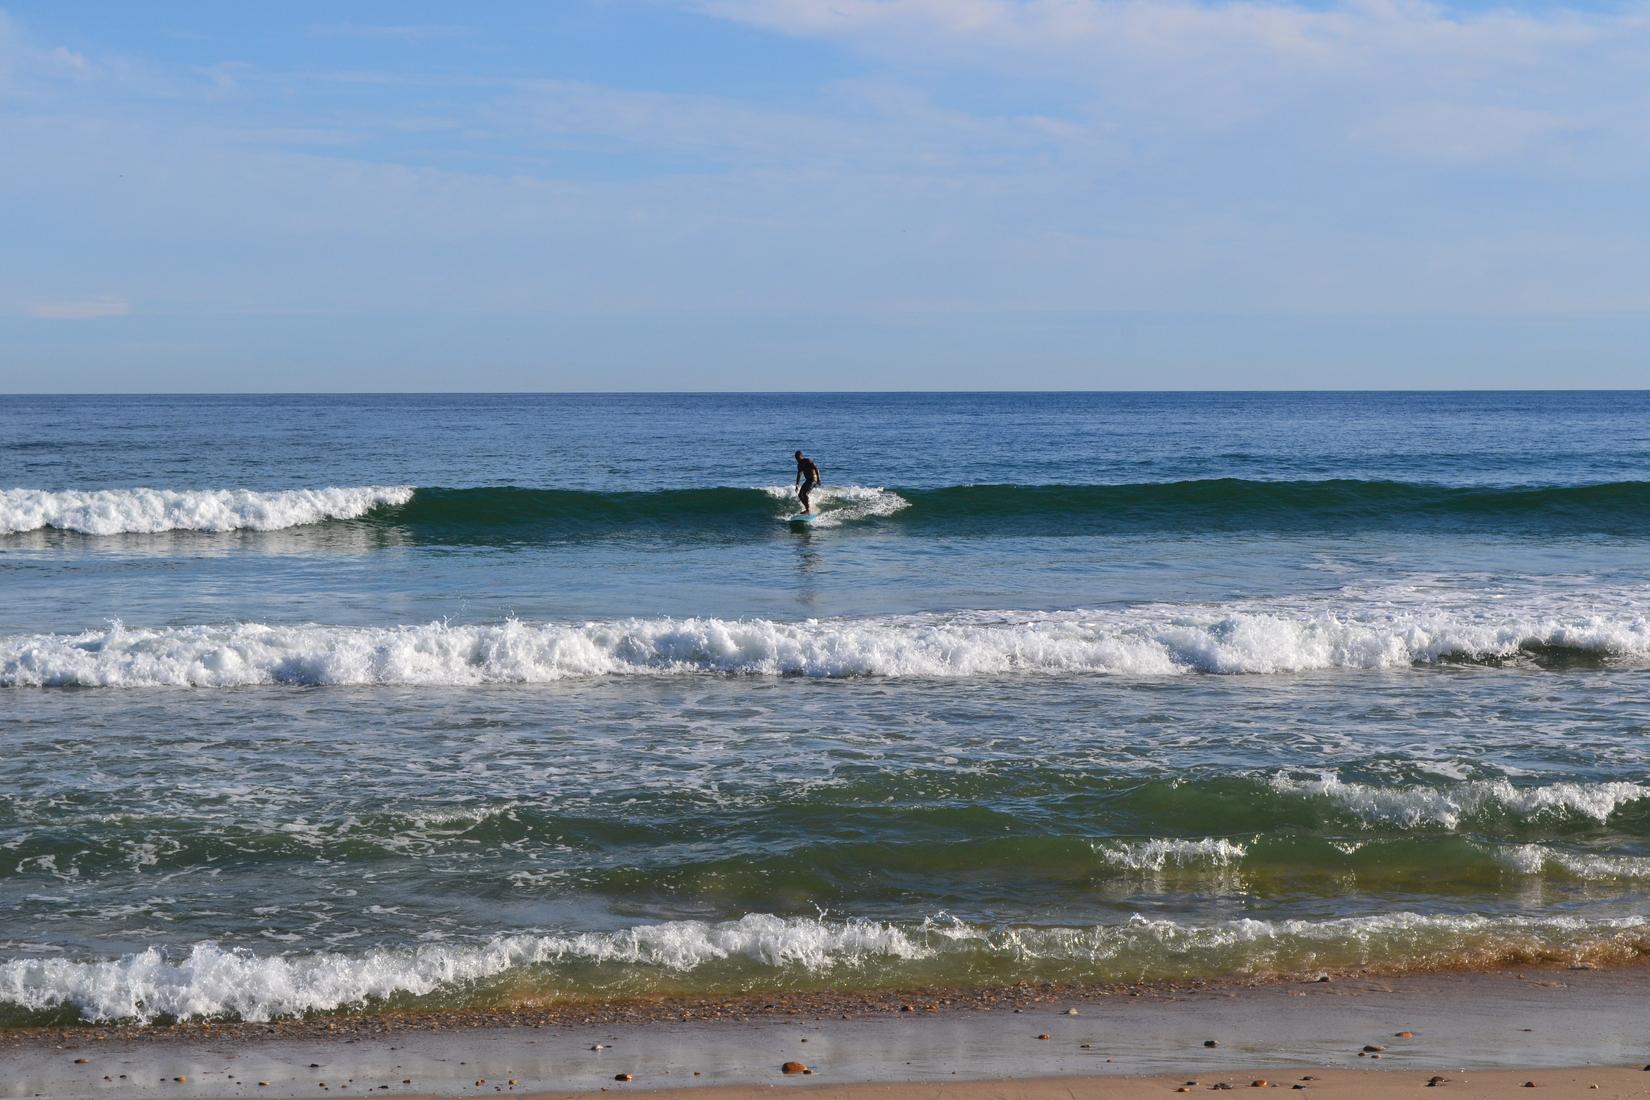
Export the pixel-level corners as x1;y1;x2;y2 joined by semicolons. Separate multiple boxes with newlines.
3;393;1650;1026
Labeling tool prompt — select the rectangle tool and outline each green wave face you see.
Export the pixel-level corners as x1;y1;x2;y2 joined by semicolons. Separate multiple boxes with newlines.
363;480;1650;543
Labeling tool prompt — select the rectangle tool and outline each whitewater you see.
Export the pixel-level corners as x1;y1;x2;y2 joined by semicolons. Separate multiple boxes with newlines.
9;393;1650;1031
6;910;1648;1025
6;600;1650;687
0;486;413;535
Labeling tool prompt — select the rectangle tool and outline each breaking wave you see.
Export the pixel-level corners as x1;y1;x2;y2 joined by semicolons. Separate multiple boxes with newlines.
5;911;1647;1025
6;603;1650;687
14;478;1650;541
0;486;413;535
1270;773;1650;830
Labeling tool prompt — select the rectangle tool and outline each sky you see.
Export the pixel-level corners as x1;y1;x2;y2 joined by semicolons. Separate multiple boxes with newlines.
1;0;1647;392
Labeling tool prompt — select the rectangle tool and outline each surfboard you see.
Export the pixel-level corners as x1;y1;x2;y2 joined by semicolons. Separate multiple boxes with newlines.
787;513;817;525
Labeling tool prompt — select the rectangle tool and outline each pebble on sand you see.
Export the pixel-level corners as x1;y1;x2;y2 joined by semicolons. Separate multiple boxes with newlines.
1395;1031;1415;1038
1204;1040;1220;1047
1250;1080;1268;1088
74;1058;88;1064
614;1072;633;1082
1037;1033;1051;1040
1362;1044;1385;1052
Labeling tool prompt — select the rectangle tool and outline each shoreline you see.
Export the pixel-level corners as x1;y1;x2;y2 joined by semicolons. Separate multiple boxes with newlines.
8;966;1650;1097
6;959;1642;1048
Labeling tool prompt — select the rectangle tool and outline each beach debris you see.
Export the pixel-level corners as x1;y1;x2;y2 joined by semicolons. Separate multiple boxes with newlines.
1066;1007;1079;1015
1204;1039;1220;1047
1427;1076;1445;1087
1395;1031;1414;1038
614;1072;633;1081
1523;1082;1536;1088
174;1076;187;1083
781;1061;808;1074
900;1003;915;1012
591;1043;606;1051
1362;1044;1385;1052
74;1058;88;1064
1250;1080;1268;1088
258;1083;268;1088
1037;1033;1051;1040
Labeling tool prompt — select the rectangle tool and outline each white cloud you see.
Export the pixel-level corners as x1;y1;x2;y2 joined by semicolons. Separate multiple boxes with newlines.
697;0;1649;166
27;297;132;320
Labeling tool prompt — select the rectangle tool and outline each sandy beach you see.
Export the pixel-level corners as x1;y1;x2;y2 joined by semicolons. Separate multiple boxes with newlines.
8;968;1650;1099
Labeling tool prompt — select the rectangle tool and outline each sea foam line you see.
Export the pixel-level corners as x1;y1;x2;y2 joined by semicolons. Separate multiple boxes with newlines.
6;604;1650;687
4;911;1646;1024
0;486;414;535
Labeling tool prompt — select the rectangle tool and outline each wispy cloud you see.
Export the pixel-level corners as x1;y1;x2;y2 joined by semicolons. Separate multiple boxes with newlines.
28;297;132;320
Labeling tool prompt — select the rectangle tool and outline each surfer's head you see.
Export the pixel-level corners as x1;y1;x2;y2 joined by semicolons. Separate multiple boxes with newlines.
794;450;804;459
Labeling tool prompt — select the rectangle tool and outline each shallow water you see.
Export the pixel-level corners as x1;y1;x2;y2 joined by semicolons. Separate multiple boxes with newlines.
3;392;1650;1024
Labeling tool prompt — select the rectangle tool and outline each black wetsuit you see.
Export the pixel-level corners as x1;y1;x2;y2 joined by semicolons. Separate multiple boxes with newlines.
796;458;821;506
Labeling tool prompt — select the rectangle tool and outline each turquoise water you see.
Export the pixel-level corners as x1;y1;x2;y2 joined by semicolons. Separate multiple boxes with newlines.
4;392;1650;1025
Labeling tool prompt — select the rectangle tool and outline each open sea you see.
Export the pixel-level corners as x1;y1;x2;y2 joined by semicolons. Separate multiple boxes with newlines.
4;391;1650;1027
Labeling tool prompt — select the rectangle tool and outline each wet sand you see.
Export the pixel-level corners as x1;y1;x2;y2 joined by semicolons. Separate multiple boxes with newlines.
6;968;1650;1098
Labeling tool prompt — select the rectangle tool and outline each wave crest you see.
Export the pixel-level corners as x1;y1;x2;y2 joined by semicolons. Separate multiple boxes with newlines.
7;605;1650;687
6;911;1647;1024
0;486;414;535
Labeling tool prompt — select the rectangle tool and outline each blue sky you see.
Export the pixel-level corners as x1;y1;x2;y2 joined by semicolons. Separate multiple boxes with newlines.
2;0;1646;391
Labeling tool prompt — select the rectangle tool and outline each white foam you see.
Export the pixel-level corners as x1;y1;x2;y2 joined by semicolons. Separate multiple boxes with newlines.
758;484;909;526
1092;837;1248;870
0;915;927;1023
5;910;1643;1024
7;601;1650;687
0;486;414;535
1271;772;1650;829
1492;844;1650;881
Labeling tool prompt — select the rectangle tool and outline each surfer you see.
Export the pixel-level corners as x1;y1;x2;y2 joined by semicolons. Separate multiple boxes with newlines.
794;450;822;514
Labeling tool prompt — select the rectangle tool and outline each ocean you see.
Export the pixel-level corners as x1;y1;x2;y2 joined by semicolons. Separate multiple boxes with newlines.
4;391;1650;1027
